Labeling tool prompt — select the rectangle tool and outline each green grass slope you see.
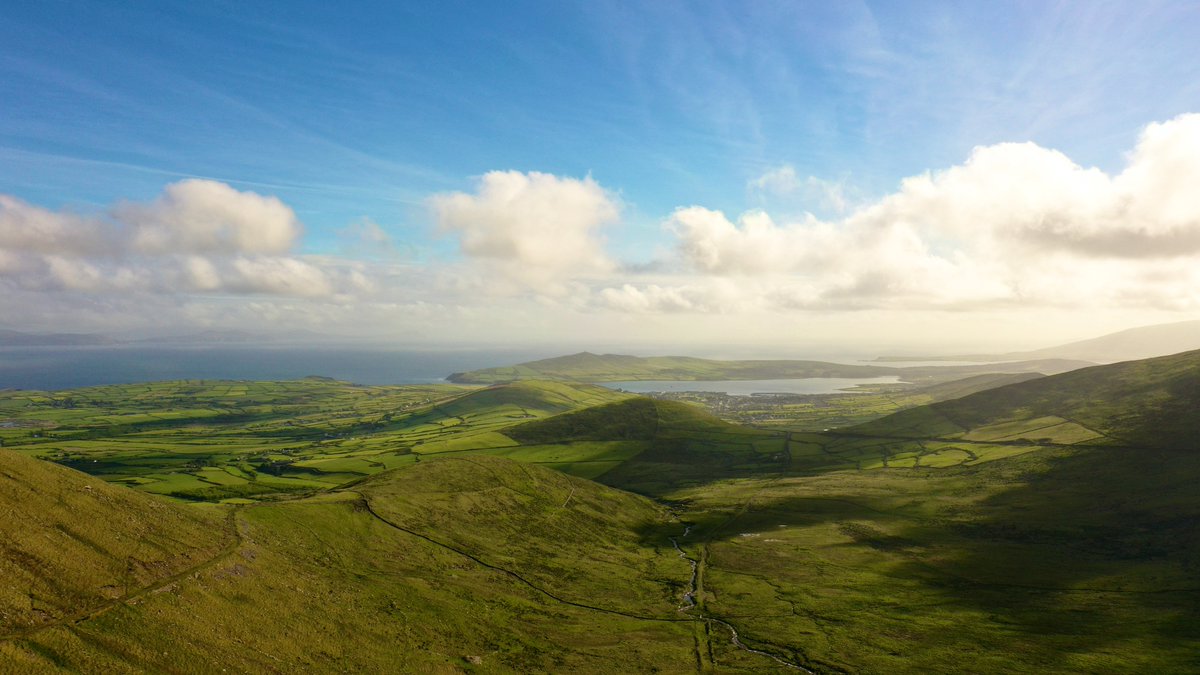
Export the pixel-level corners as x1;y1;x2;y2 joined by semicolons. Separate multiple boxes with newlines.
1;455;709;672
502;398;790;496
645;353;1200;672
0;450;229;641
850;348;1200;448
356;455;684;617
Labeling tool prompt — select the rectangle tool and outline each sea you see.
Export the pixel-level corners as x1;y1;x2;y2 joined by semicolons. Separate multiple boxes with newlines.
0;345;914;394
0;345;552;391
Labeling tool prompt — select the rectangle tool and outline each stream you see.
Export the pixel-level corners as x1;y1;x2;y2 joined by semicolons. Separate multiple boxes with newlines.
670;524;813;673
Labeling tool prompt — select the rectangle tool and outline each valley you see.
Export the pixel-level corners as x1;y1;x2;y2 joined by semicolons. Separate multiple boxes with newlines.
2;350;1199;672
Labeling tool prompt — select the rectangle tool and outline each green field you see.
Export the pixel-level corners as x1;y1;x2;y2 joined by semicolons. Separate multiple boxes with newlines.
0;378;631;502
3;350;1200;672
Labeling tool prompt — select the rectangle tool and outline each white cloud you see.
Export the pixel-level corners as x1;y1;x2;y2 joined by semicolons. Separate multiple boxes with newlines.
748;165;849;214
118;179;301;255
5;117;1200;346
430;170;620;288
658;114;1200;311
0;195;114;256
228;256;334;297
0;180;353;299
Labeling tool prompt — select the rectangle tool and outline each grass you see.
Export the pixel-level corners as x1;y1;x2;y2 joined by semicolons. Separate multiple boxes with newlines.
0;378;631;501
1;453;702;673
4;350;1200;672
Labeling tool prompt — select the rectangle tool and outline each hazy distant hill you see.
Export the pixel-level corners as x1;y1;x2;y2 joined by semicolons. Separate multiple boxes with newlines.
877;319;1200;364
449;351;1091;385
0;329;115;346
134;329;260;344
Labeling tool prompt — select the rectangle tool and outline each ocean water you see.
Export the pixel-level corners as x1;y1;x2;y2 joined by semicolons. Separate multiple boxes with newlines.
0;345;551;391
602;376;903;396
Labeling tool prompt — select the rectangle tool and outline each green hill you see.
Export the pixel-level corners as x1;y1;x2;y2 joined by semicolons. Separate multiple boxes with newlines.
449;350;894;383
501;398;789;495
448;350;1090;385
850;347;1200;448
0;450;229;642
0;454;708;672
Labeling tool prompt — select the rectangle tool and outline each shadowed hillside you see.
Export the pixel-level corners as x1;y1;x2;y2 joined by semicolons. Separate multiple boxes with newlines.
849;348;1200;448
503;398;789;495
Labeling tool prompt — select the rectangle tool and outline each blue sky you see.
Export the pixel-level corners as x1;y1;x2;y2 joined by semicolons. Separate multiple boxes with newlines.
2;1;1200;351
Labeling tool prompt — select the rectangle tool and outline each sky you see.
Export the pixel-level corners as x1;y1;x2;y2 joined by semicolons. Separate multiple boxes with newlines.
3;0;1200;355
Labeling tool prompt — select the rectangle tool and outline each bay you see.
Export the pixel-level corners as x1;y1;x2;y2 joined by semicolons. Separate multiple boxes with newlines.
602;376;902;396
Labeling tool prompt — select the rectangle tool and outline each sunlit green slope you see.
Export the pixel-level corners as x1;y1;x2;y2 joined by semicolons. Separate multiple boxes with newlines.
0;450;228;642
1;454;707;673
650;351;1200;673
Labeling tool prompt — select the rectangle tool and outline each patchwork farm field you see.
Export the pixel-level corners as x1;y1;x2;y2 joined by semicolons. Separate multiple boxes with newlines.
0;378;631;501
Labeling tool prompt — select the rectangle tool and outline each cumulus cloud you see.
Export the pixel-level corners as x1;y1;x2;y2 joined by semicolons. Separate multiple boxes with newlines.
117;179;301;255
0;179;352;298
646;114;1200;312
430;170;619;288
0;195;114;256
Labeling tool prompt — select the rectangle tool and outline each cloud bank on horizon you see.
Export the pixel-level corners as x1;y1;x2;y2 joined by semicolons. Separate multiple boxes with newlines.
3;114;1200;345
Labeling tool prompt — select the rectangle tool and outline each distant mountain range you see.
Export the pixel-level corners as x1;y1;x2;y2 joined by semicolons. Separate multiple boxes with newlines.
875;319;1200;364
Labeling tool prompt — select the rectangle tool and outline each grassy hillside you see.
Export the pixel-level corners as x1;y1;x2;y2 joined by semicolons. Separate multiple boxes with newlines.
0;450;229;641
6;350;1200;673
501;398;789;496
447;351;1089;385
0;455;716;672
850;347;1200;448
641;352;1200;672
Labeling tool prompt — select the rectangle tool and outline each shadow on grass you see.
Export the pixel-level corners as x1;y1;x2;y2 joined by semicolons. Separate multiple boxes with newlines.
632;444;1200;671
